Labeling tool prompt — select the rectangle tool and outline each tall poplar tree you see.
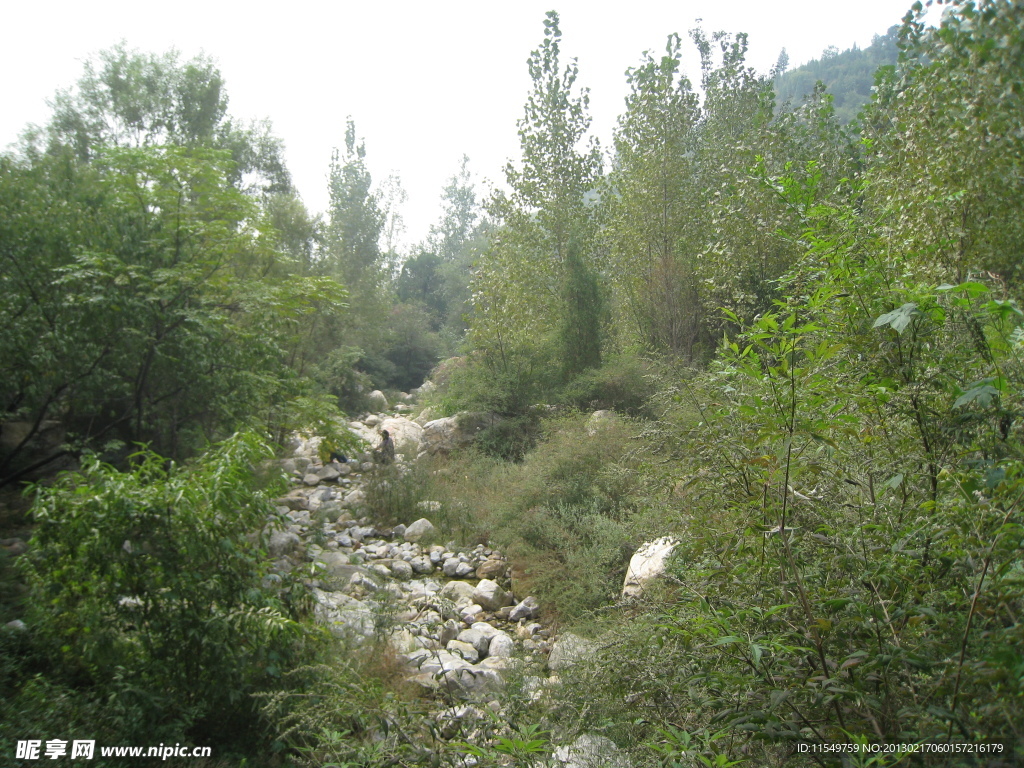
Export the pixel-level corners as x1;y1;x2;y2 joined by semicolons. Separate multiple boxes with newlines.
472;11;604;380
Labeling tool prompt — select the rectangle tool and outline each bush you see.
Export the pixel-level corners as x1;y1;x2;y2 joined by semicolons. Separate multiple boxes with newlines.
18;432;308;747
560;353;663;416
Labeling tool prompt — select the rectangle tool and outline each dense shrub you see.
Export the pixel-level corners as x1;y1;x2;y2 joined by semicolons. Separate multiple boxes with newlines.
13;432;310;749
560;353;664;417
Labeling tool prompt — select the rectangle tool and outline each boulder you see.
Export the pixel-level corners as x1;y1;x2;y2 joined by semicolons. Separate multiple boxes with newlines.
316;464;341;482
410;555;434;574
404;518;436;543
312;589;375;639
414;406;437;426
421;412;496;455
389;560;414;580
473;579;513;611
343;488;367;508
488;632;515;658
585;410;618;437
456;627;493;656
268;530;302;558
367;390;389;411
475;558;507;580
621;537;678;599
379;416;424;456
553;734;631;768
440;580;476;604
414;380;436;398
509;595;540;622
446;640;480;663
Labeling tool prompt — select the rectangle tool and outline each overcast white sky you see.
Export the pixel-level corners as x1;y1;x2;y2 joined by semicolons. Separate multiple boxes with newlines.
2;0;925;251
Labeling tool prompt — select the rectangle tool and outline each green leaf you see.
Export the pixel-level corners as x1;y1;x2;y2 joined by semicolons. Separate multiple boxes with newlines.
872;302;918;334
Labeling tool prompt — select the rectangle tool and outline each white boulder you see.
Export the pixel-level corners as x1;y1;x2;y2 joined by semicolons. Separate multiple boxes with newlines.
622;537;678;599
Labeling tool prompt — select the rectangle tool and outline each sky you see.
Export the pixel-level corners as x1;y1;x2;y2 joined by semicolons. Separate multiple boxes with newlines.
1;0;928;252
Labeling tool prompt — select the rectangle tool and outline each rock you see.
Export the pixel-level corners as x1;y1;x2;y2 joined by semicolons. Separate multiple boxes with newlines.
509;596;540;622
387;627;422;655
268;530;302;558
312;589;375;639
404;518;436;543
379;416;424;456
364;414;381;427
516;622;542;640
440;580;476;603
343;489;367;508
410;555;434;574
421;412;497;455
488;632;515;658
276;490;309;511
302;473;320;486
442;557;462;577
454;561;476;578
370;563;393;579
446;640;480;663
367;390;389;411
585;410;618;437
460;604;483;623
622;537;678;599
553;734;631;768
456;627;492;656
316;553;381;591
414;406;437;426
548;633;597;672
389;560;414;580
473;579;512;611
316;464;341;482
4;619;27;632
475;558;507;580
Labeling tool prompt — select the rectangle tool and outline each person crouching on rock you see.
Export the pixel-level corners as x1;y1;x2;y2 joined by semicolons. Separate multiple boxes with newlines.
374;430;395;465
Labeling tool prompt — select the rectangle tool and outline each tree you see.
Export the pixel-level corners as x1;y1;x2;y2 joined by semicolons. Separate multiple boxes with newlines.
864;0;1024;284
472;11;604;383
427;154;480;264
607;33;704;360
323;119;385;292
45;43;291;195
0;142;344;485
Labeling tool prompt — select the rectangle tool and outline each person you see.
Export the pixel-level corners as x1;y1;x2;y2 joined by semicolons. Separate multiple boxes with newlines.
329;450;348;464
375;429;395;465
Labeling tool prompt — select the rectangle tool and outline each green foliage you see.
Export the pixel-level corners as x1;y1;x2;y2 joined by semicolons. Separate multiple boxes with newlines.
471;11;604;391
455;713;551;766
1;70;346;483
561;354;663;417
18;432;304;744
45;42;290;194
864;0;1024;284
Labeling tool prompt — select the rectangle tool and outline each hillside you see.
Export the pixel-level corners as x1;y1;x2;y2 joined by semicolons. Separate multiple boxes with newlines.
775;26;900;123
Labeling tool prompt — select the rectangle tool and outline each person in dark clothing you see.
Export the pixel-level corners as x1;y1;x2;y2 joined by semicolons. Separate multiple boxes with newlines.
375;430;395;465
329;450;348;464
